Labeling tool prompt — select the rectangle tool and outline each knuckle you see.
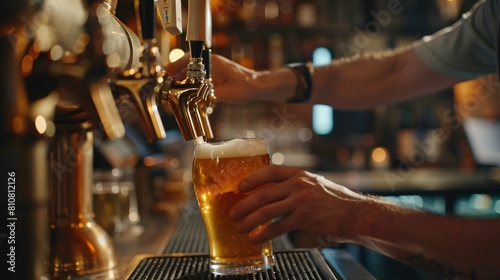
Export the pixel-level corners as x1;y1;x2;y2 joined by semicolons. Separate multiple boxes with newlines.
253;189;272;204
300;189;316;201
258;207;275;221
289;175;307;186
266;165;282;176
289;176;313;189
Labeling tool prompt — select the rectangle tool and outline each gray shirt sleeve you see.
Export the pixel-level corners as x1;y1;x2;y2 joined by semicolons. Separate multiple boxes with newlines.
412;0;500;80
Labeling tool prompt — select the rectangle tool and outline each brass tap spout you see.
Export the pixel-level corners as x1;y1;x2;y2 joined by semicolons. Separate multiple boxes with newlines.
198;90;216;139
160;57;215;142
111;41;167;142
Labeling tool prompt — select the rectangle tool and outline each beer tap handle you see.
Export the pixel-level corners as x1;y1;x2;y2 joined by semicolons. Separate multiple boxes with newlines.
121;0;166;142
186;0;210;59
159;0;215;143
138;0;156;41
202;48;211;79
157;0;182;35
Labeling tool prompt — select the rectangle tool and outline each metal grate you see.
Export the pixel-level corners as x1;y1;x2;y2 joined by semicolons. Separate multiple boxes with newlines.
163;203;210;253
164;200;293;254
125;249;339;279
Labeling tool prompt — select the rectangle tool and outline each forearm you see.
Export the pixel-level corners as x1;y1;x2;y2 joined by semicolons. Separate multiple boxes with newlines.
252;46;459;108
310;46;461;109
251;50;409;106
354;197;500;279
311;50;405;108
252;68;298;102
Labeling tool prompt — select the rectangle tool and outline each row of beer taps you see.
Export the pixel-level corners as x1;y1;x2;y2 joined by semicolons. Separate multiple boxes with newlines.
0;0;215;279
113;0;215;143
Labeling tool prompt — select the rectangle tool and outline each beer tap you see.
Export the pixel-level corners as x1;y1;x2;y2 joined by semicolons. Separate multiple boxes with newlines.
160;0;216;143
110;0;167;143
112;0;216;144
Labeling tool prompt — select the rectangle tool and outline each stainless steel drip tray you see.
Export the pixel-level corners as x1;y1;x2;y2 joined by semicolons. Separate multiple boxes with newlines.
122;249;340;279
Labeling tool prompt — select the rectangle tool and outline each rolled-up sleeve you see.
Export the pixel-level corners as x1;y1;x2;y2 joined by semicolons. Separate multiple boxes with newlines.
413;0;499;80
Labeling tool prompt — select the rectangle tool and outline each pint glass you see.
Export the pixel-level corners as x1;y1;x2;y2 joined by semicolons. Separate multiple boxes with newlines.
192;138;275;275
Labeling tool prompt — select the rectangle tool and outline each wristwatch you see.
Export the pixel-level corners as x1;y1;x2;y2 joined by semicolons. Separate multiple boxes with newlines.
284;62;313;103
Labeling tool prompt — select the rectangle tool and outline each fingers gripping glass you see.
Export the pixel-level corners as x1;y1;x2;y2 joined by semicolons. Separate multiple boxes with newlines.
192;137;275;275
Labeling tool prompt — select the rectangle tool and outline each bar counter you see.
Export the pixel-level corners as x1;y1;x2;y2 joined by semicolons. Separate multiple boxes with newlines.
319;167;500;212
73;197;375;279
69;167;500;279
320;167;500;194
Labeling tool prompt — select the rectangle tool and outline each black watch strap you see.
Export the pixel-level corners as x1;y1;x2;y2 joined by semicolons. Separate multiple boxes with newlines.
284;62;313;103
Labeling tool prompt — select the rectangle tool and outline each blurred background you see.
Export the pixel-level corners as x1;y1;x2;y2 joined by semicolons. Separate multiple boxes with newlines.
95;0;500;279
109;0;483;172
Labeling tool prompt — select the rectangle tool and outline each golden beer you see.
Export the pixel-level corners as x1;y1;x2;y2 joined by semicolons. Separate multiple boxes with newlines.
193;138;275;275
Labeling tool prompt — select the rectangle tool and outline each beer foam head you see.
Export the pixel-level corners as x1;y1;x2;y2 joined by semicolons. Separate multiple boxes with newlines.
195;138;269;159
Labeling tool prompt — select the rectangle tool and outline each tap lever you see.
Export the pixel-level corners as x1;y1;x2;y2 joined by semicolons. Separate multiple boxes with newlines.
138;0;156;40
186;0;210;58
186;0;210;42
136;0;162;78
189;41;204;59
202;48;211;79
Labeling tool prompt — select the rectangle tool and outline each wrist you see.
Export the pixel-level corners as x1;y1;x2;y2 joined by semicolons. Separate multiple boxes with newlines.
252;68;300;102
351;196;387;242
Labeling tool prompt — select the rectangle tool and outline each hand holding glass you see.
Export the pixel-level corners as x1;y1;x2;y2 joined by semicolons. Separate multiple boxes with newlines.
192;138;275;275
